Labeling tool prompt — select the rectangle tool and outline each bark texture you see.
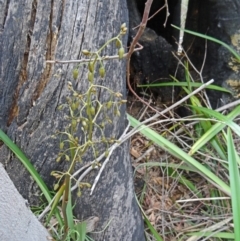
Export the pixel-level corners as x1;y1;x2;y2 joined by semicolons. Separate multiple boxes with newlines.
0;0;145;240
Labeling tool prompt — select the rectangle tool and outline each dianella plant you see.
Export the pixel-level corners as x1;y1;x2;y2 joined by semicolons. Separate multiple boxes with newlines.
49;23;128;239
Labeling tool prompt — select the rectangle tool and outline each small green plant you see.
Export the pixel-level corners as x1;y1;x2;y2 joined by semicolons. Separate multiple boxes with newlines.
47;23;128;240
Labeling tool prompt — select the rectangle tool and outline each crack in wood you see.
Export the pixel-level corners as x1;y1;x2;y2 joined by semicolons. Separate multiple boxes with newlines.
32;0;58;102
7;0;38;126
2;0;10;29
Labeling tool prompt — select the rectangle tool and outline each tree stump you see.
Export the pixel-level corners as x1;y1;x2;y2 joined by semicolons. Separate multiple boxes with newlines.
0;0;145;240
127;0;240;107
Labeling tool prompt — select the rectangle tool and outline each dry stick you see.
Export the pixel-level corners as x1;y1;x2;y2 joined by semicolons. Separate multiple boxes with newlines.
45;47;143;64
185;217;232;241
199;39;212;108
134;146;155;163
126;0;160;114
178;39;212;108
163;0;170;27
89;123;130;195
216;99;240;112
89;80;215;194
133;0;169;30
124;79;214;141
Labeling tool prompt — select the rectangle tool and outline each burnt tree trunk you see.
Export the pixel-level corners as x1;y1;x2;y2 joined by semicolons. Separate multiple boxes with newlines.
0;1;145;240
127;0;240;108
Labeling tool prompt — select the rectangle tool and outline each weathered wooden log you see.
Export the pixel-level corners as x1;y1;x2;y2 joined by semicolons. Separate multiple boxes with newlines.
0;1;145;240
0;163;50;241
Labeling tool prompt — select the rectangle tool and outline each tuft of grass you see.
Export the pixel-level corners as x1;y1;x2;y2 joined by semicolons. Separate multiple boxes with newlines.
128;46;240;239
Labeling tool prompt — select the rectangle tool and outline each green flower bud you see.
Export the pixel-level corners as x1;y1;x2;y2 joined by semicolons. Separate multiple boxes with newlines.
90;106;95;115
59;142;64;150
114;107;120;116
54;183;59;191
82;49;90;55
121;23;126;30
82;120;88;130
65;155;70;161
99;66;105;78
115;92;123;98
107;119;112;124
88;71;94;82
56;156;61;162
85;183;91;188
71;119;77;129
105;150;109;157
118;47;124;59
106;101;112;109
82;120;87;127
72;68;79;80
115;39;121;48
57;105;63;110
71;102;77;111
116;110;120;116
88;61;94;73
77;190;82;197
122;27;127;34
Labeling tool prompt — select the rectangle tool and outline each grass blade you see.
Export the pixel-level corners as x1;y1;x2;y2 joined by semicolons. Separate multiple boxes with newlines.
189;105;240;155
138;82;231;93
227;128;240;240
172;25;240;62
127;114;231;195
0;129;63;225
